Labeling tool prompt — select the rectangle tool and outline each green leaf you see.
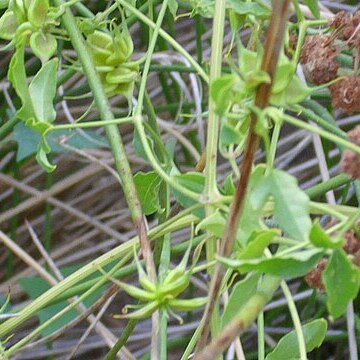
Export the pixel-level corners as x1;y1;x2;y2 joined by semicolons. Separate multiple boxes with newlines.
172;172;205;218
29;31;58;64
222;272;260;327
310;221;343;249
251;169;311;241
227;0;270;19
8;42;36;122
211;74;239;115
265;319;327;360
222;174;235;196
13;122;107;162
220;121;244;146
239;48;260;74
196;210;226;238
220;248;324;278
303;0;320;19
29;58;58;124
322;249;360;319
272;62;296;94
168;0;178;17
36;139;56;173
0;10;18;40
239;230;278;260
134;171;163;215
270;76;312;107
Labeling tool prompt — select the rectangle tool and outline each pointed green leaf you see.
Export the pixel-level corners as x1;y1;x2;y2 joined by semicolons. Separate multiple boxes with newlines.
252;169;311;241
310;221;343;249
222;272;261;327
29;58;58;124
8;42;36;122
265;319;327;360
220;248;324;278
322;249;360;318
239;230;278;260
134;171;163;215
172;172;205;218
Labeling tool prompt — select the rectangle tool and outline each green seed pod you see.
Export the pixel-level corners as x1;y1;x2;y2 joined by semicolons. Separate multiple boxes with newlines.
114;301;159;320
168;297;208;311
0;9;17;40
87;30;113;66
115;280;156;302
29;31;57;64
105;65;138;84
87;30;112;50
106;29;133;65
160;269;190;297
27;0;49;27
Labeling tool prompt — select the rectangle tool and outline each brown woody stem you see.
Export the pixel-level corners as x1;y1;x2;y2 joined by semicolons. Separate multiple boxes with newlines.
195;0;291;354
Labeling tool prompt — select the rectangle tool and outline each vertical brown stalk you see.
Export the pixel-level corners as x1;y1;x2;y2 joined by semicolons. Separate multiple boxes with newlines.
195;0;291;353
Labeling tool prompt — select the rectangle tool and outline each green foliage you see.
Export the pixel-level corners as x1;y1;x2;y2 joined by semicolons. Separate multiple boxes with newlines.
134;171;163;215
251;169;312;241
222;272;261;327
322;249;360;318
172;172;205;217
13;122;107;161
303;0;320;19
220;248;324;278
8;44;58;171
265;319;327;360
1;1;359;358
310;221;343;249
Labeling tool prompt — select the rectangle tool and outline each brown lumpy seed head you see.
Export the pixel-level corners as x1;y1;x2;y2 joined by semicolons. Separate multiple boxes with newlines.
330;76;360;114
341;126;360;180
342;10;360;46
300;35;339;85
305;258;328;292
341;150;360;179
329;11;347;30
347;125;360;146
343;228;360;255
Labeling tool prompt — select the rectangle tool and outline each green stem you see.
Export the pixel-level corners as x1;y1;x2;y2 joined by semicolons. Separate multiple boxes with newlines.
282;113;360;154
305;174;351;199
53;1;150;270
0;117;19;141
203;0;226;348
103;319;138;360
50;117;134;130
280;280;307;360
258;312;265;360
267;120;281;174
